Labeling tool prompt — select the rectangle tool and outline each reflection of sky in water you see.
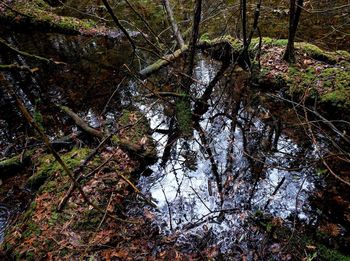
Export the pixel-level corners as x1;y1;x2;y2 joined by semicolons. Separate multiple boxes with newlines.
137;58;317;250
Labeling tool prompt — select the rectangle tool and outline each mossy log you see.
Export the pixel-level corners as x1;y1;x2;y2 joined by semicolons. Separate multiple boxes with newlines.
0;153;31;177
0;0;112;37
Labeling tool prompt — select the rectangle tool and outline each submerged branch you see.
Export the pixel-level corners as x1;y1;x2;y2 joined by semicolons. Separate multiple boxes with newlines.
59;105;104;139
0;37;66;65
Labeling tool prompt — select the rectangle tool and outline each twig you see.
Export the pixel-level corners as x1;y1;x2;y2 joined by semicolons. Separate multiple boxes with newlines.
0;37;66;65
117;172;157;208
264;176;286;209
97;192;114;230
101;0;136;51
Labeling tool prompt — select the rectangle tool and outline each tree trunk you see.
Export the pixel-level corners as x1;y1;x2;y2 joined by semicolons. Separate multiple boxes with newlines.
240;0;251;68
283;0;304;63
163;0;185;48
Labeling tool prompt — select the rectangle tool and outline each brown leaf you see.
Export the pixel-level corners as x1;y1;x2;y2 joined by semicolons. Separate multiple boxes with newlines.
319;223;341;237
30;67;40;73
306;245;317;251
144;209;155;220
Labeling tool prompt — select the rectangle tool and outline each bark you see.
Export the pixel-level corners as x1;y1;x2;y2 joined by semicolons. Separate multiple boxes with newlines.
101;0;136;51
184;0;202;87
283;0;304;62
59;106;104;139
163;0;185;48
240;0;251;68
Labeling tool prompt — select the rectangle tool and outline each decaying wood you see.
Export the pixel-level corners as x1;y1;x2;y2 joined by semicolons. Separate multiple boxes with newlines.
139;45;188;78
60;105;104;138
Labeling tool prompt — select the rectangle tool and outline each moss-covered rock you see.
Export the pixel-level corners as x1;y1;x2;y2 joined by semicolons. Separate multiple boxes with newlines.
26;147;91;190
287;61;350;108
296;42;350;64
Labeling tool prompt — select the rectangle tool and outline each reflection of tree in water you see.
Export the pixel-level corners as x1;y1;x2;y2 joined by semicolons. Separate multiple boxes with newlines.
139;57;319;253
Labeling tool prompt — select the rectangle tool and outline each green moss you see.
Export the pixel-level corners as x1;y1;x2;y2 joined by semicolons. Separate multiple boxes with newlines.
295;42;349;64
48;212;60;226
27;148;91;190
117;109;151;144
0;151;32;177
176;98;192;136
317;245;350;261
23;223;41;238
6;0;103;34
250;37;288;48
21;202;37;221
72;208;103;230
318;66;350;108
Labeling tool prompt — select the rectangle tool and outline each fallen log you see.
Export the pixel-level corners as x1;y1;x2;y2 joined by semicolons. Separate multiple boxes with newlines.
139;36;243;78
0;153;31;177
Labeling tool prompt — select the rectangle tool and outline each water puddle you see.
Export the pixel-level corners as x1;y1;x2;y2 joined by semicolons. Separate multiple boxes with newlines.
137;57;320;252
0;205;10;243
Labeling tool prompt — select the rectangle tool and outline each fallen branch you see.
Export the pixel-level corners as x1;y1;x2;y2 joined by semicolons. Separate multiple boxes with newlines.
59;105;104;139
0;37;66;65
0;64;33;72
139;45;188;78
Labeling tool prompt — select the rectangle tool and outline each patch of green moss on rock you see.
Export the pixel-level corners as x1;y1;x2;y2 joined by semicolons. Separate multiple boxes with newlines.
296;42;350;64
287;62;350;108
27;148;91;190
